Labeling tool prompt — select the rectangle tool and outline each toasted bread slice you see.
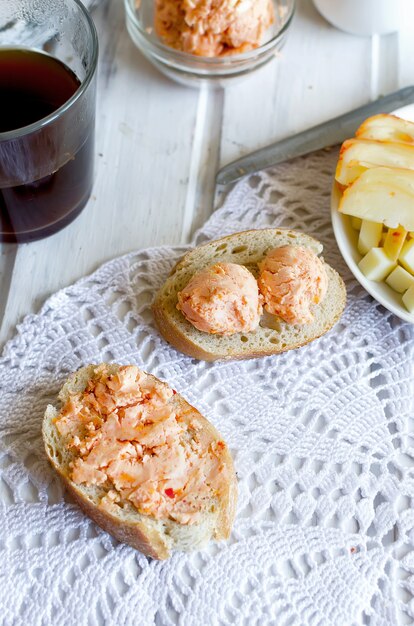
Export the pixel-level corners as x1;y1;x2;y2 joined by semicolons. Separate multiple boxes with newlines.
153;229;346;361
43;364;237;560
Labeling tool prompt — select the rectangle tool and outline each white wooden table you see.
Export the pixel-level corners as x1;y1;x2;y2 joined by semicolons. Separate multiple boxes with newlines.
1;0;413;351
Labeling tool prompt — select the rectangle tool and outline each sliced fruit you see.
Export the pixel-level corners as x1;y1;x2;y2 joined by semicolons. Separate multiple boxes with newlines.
383;225;407;261
338;167;414;231
335;138;414;186
358;220;383;255
399;239;414;275
386;265;414;293
402;284;414;314
356;114;414;145
358;248;396;281
351;217;362;230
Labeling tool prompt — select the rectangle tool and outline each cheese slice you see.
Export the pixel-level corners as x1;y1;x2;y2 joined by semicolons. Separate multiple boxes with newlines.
356;114;414;145
336;139;414;186
338;167;414;231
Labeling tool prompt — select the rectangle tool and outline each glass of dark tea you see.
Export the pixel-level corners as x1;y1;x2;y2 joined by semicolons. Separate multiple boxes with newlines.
0;0;98;243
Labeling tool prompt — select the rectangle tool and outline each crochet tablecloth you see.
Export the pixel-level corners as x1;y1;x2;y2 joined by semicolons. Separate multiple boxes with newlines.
1;150;413;626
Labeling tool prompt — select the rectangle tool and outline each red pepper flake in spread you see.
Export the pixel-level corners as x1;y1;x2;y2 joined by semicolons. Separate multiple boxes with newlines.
216;441;225;450
165;488;175;499
172;389;177;395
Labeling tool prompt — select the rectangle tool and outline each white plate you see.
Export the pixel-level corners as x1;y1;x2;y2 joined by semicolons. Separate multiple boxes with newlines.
331;103;414;324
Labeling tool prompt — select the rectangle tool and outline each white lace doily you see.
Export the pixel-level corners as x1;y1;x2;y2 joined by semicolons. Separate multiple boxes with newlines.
1;150;414;626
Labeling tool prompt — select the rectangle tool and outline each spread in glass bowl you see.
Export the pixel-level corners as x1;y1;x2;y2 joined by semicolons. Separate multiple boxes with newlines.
155;0;275;57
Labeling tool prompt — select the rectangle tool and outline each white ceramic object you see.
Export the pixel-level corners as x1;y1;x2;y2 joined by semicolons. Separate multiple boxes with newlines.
331;104;414;324
313;0;405;36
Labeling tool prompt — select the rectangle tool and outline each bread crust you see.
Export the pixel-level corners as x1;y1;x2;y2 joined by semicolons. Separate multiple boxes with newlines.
51;460;171;559
43;365;237;560
152;229;347;361
153;274;346;361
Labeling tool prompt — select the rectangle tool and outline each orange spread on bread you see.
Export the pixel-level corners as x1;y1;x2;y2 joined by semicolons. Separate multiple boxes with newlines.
258;246;328;325
177;262;263;335
54;365;228;524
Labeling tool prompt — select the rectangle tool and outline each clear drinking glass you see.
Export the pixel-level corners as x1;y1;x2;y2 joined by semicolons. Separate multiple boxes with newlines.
0;0;98;243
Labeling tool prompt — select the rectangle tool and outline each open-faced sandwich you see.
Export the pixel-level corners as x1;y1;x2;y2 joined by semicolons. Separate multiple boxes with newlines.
153;228;346;361
43;364;237;559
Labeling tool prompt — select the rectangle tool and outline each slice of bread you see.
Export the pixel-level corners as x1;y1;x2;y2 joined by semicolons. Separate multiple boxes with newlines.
43;364;237;560
153;229;346;361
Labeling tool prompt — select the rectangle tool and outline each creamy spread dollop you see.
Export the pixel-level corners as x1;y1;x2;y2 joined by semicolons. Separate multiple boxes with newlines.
177;262;263;335
155;0;275;57
258;246;328;325
54;365;228;524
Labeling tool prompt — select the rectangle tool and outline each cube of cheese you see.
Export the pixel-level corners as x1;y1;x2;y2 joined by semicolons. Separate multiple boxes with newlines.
358;220;383;255
358;248;396;281
351;217;362;230
383;226;407;261
399;239;414;275
402;284;414;314
386;266;414;293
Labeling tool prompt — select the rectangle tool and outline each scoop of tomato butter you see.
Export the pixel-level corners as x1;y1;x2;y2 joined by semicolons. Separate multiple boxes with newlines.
155;0;275;57
177;262;263;335
258;246;328;325
54;365;228;525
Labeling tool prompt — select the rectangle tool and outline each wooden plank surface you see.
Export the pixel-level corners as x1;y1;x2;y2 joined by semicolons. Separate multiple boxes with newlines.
0;0;408;350
220;0;373;167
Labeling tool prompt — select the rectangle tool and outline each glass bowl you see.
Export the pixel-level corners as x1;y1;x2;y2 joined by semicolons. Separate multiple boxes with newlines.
124;0;295;87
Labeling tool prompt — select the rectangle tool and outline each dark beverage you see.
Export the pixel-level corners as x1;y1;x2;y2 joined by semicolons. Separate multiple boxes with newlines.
0;49;95;243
